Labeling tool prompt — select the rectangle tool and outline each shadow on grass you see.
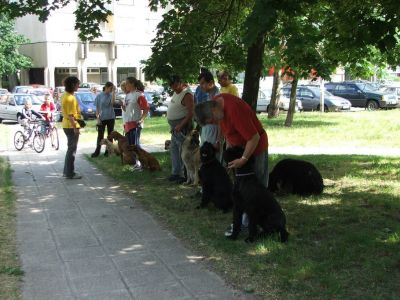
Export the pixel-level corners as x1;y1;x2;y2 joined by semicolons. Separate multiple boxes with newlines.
87;152;400;299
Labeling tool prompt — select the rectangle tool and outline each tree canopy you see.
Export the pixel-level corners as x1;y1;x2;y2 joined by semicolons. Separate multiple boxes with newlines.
0;14;32;76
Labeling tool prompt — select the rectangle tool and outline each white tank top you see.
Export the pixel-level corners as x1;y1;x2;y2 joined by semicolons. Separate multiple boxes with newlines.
167;87;192;121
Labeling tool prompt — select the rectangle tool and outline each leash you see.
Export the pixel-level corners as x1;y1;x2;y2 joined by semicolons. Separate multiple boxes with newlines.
235;172;255;177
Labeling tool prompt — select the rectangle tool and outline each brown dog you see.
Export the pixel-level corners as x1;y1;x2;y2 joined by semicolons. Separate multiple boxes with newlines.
100;138;120;156
107;131;137;165
129;145;161;171
181;130;200;185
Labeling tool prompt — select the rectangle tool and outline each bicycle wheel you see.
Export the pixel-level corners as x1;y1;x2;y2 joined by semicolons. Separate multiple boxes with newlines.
33;133;45;153
14;131;25;151
50;127;59;150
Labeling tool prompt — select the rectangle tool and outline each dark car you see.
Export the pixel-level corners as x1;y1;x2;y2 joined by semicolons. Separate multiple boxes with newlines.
294;85;351;112
144;91;168;117
325;81;398;110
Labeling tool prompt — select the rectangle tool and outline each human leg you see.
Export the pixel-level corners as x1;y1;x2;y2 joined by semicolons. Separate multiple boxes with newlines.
63;128;80;178
91;122;105;157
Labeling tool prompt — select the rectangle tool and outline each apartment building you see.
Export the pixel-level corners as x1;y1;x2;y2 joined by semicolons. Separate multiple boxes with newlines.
14;0;163;88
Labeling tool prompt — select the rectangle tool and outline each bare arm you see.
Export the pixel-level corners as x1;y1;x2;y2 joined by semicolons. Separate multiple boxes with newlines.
175;93;194;132
228;133;260;169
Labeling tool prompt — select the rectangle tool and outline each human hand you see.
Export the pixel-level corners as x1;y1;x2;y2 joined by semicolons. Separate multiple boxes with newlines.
175;124;182;132
227;158;247;169
74;127;80;135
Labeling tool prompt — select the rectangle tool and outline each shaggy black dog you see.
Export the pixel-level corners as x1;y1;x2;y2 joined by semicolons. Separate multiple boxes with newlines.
224;147;288;243
269;158;324;196
198;142;233;213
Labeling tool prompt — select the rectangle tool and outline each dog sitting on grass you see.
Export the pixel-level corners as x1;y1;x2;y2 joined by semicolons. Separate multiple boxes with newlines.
198;142;232;213
107;131;137;165
129;145;162;171
268;158;324;196
224;147;289;243
100;138;120;156
181;130;201;185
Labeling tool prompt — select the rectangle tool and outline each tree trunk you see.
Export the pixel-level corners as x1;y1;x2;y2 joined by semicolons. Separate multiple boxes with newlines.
268;68;281;118
242;33;265;110
284;76;298;127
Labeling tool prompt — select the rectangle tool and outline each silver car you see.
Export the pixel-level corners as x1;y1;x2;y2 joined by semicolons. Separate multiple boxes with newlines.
0;94;42;122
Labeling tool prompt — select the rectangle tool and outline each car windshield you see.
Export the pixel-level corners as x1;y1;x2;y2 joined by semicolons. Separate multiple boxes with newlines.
76;93;95;104
306;86;334;97
355;83;375;92
14;95;41;106
29;89;50;96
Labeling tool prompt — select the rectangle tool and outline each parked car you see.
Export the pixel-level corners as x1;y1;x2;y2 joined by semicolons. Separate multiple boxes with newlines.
0;94;42;122
380;85;400;107
237;86;302;112
28;88;54;103
325;81;398;110
75;91;97;120
294;85;351;112
144;91;168;117
0;88;9;95
53;86;65;101
12;85;33;94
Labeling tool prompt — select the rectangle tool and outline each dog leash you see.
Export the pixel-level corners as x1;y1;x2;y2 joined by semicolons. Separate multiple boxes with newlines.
235;172;255;177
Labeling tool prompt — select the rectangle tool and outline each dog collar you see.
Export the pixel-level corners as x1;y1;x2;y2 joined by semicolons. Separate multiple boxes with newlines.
235;172;255;177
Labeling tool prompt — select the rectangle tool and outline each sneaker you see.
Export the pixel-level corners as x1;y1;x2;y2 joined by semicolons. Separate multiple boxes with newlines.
66;172;82;179
224;224;234;237
66;174;82;179
91;152;99;158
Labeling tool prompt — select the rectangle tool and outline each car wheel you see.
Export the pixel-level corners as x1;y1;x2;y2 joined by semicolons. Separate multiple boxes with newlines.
366;100;379;111
0;118;2;123
17;114;22;123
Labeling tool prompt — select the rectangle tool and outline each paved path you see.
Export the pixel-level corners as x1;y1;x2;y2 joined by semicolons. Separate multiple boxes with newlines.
5;142;255;300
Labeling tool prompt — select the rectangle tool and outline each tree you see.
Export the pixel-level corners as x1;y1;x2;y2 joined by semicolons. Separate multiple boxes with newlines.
0;14;32;85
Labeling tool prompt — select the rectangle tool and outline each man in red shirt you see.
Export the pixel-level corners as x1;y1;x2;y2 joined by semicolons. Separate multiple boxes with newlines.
195;93;268;185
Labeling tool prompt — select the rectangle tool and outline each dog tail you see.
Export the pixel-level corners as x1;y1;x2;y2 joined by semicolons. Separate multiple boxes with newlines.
280;228;289;243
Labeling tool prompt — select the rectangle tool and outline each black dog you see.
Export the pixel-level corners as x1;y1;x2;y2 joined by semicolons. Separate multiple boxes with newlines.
198;142;232;213
269;158;323;196
224;147;288;243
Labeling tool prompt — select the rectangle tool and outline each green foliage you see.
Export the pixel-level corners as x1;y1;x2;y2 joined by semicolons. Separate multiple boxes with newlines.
143;0;250;82
0;14;32;75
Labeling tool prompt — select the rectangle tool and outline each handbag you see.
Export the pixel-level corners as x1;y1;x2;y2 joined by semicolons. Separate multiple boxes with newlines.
76;119;86;128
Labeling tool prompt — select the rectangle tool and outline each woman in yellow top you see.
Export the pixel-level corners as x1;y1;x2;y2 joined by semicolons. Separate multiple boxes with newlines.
61;76;82;179
218;70;239;96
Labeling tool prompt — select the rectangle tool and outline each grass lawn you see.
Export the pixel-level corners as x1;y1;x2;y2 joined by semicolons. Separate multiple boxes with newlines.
87;109;400;299
0;156;22;299
81;109;400;148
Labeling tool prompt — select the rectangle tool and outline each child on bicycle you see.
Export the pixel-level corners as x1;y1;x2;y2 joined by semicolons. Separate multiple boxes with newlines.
40;94;56;128
20;99;45;136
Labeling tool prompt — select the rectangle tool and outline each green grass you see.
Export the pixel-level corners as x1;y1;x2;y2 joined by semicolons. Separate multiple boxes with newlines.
80;109;400;148
88;151;400;299
86;110;400;298
0;156;22;299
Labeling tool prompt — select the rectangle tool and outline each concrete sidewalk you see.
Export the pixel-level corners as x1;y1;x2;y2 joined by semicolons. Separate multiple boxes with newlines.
7;145;255;300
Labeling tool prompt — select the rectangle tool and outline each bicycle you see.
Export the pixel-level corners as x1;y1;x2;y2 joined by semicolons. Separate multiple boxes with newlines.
14;119;46;153
42;120;59;150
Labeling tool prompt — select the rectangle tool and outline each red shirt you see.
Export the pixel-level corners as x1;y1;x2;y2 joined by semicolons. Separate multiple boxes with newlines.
40;102;56;121
214;93;268;155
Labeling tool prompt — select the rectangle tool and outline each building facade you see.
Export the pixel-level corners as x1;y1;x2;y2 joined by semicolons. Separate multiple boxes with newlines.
14;0;163;88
